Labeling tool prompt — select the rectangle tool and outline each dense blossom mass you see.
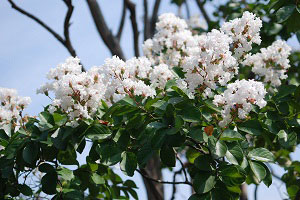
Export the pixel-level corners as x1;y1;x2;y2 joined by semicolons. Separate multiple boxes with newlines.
213;80;267;127
32;11;292;127
0;87;31;128
243;40;291;86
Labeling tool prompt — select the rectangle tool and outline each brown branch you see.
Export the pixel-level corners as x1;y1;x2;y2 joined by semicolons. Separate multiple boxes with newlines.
170;169;182;200
150;0;161;37
8;0;86;71
86;0;125;60
116;1;127;40
143;0;150;40
62;0;76;57
176;154;189;183
185;0;191;19
137;169;192;186
195;0;211;27
124;0;139;57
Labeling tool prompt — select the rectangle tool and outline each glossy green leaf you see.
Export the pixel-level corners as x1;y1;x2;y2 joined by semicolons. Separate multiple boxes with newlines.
160;145;176;167
248;148;275;162
249;160;266;182
276;5;296;23
120;152;137;177
193;173;216;194
220;129;244;141
41;170;58;195
22;142;39;165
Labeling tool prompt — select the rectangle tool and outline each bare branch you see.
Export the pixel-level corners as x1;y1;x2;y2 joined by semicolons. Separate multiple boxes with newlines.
185;0;191;19
254;185;258;200
86;0;125;60
116;1;126;40
137;169;192;186
170;169;182;200
143;0;150;40
8;0;86;71
124;0;139;57
7;0;64;45
176;154;189;183
150;0;161;37
139;168;164;200
195;0;211;27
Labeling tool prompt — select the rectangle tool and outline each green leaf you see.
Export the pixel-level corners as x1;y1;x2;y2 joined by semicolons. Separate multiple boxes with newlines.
91;173;105;185
296;31;300;43
180;106;202;123
209;138;227;158
278;130;297;148
238;120;262;136
22;142;39;165
225;143;244;165
58;146;78;166
120;152;137;177
262;163;272;187
275;85;297;100
194;155;213;171
248;148;275;163
97;142;122;166
86;124;112;141
41;170;58;195
220;129;244;141
249;160;266;182
193;173;216;194
57;167;74;181
53;113;67;126
219;165;246;186
39;163;54;173
18;184;33;196
39;111;54;130
160;145;176;167
276;5;296;23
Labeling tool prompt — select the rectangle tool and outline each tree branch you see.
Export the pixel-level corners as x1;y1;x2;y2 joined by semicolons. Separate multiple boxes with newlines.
185;0;191;19
139;168;164;200
143;0;150;40
170;169;182;200
124;0;139;57
195;0;211;27
86;0;125;60
137;169;192;186
8;0;86;71
116;1;126;40
62;0;77;57
150;0;161;37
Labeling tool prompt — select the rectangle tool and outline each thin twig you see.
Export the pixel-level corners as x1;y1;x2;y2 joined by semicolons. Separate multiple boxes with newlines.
137;169;192;186
8;0;86;71
254;185;258;200
170;169;182;200
195;0;211;27
116;1;126;40
124;0;139;57
185;0;191;19
176;153;189;182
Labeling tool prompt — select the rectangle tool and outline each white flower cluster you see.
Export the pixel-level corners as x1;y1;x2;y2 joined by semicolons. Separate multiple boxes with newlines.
182;29;238;97
143;13;195;66
213;80;267;127
243;40;291;86
221;11;262;59
99;56;156;104
37;57;106;127
0;87;31;126
38;56;176;126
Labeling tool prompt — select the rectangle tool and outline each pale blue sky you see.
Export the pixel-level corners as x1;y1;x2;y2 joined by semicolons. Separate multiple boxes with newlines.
0;0;299;199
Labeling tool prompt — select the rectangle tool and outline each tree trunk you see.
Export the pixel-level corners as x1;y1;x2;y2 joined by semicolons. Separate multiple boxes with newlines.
240;184;248;200
142;155;164;200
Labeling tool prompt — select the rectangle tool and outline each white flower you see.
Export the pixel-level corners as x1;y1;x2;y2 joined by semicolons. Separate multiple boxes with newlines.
213;79;266;127
150;64;174;89
0;87;31;127
243;40;291;86
221;11;262;59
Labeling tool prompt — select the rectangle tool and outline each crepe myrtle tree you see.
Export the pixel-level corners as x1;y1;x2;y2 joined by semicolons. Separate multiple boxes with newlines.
1;0;300;200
